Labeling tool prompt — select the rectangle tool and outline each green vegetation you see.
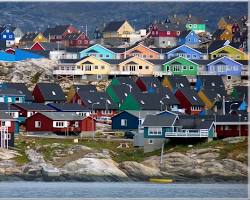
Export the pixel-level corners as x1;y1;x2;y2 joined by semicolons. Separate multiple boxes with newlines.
12;136;247;165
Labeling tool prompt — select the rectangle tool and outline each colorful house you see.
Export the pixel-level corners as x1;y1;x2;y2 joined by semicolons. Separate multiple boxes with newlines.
25;112;96;134
75;55;111;81
0;26;15;47
162;57;199;76
0;88;26;103
178;30;200;47
217;16;236;31
32;83;66;103
175;87;204;115
120;44;161;60
43;25;79;43
149;22;179;47
212;29;233;41
71;90;118;119
166;44;205;60
117;56;155;76
209;45;248;60
19;32;48;46
102;20;135;42
206;56;243;76
79;44;117;59
63;32;90;48
0;112;17;148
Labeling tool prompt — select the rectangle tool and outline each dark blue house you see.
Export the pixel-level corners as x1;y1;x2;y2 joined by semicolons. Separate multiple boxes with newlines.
0;26;15;47
178;30;200;48
111;111;139;130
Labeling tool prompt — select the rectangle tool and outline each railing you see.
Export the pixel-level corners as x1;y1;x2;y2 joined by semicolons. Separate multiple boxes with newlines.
53;70;83;75
0;127;9;149
165;129;209;138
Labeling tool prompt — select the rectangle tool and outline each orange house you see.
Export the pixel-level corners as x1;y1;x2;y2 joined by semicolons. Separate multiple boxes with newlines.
120;44;161;60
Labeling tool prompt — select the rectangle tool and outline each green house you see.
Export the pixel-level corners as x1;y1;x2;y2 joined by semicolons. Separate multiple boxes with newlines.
163;57;199;76
186;23;206;33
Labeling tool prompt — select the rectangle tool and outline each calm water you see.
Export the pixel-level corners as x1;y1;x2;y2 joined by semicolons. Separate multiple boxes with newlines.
0;182;248;198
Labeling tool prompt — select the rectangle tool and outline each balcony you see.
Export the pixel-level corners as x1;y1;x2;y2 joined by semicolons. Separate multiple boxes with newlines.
165;129;209;138
53;70;83;75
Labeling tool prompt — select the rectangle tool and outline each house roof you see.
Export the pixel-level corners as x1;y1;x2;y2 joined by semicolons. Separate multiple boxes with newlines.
43;25;73;37
103;21;126;32
0;103;19;111
178;30;192;38
212;29;226;38
175;115;213;130
107;48;126;53
35;83;66;101
208;40;229;52
64;32;86;40
20;32;41;42
39;111;84;121
3;82;33;101
137;77;163;89
14;103;54;111
125;110;159;119
47;103;90;111
177;88;204;106
197;75;225;91
77;91;118;110
165;75;190;89
111;84;140;102
72;84;97;92
142;114;176;127
59;59;82;64
0;88;26;96
65;47;86;53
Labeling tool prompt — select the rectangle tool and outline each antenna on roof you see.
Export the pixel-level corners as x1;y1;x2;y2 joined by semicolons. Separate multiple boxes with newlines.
86;25;88;36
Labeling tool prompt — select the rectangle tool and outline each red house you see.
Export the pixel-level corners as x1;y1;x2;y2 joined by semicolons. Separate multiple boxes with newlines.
150;23;179;38
32;83;66;103
0;112;16;148
43;25;79;43
63;32;89;48
71;91;118;121
25;112;96;134
214;114;248;138
175;88;204;115
29;42;60;51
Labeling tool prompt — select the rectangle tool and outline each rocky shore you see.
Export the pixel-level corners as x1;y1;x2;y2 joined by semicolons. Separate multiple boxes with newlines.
0;137;248;183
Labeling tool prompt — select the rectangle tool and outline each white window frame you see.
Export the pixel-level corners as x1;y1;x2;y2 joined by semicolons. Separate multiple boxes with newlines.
35;121;41;128
121;119;127;126
148;127;162;135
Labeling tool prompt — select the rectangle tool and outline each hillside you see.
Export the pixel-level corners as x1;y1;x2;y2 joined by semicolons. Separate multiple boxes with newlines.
0;2;247;38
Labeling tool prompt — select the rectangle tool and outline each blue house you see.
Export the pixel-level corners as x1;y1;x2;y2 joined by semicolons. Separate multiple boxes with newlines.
206;56;243;76
166;44;205;60
79;44;117;59
0;26;15;47
0;88;26;103
111;110;159;130
178;30;200;47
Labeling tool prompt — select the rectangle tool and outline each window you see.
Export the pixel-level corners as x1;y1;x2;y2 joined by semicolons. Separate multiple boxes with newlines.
121;119;127;126
148;139;154;144
101;66;105;69
97;74;102;80
99;54;103;58
95;66;98;69
1;121;5;126
106;55;110;58
190;66;194;70
35;121;41;128
183;66;186;70
0;97;4;102
75;121;79;128
15;97;20;102
8;97;12;102
236;55;240;59
150;55;153;58
148;127;162;135
145;66;149;69
167;31;170;35
188;38;191;42
139;66;142;69
54;121;65;128
9;35;12;39
85;65;92;71
3;35;6;39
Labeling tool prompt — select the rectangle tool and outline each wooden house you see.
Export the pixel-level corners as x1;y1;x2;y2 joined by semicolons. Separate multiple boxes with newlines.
32;83;66;103
19;32;48;46
79;44;117;59
43;25;78;43
0;112;17;148
212;29;233;41
175;87;204;115
0;26;15;47
63;31;90;48
178;30;200;48
25;112;96;134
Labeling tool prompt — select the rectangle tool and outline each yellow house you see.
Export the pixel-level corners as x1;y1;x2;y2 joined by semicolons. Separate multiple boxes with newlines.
118;56;154;76
75;56;111;75
217;16;234;31
210;45;248;60
19;32;48;45
102;20;135;39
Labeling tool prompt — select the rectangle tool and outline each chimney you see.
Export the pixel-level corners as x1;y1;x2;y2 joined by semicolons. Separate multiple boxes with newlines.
174;14;177;18
188;13;192;18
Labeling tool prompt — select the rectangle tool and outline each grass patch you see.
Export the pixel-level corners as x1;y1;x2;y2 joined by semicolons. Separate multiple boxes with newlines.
31;72;42;84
